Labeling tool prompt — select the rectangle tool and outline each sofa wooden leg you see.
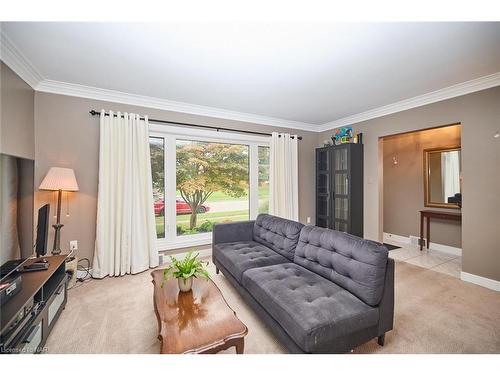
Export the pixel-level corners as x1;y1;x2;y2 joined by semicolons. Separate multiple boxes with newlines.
377;334;385;346
215;266;219;274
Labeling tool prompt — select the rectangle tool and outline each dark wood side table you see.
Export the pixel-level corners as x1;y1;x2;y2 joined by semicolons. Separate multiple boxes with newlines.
419;210;462;250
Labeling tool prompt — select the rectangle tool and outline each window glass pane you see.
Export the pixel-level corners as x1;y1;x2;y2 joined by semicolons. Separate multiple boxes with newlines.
150;137;165;239
258;146;270;214
176;140;249;236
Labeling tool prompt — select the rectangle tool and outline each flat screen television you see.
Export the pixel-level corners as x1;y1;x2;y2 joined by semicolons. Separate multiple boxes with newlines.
35;204;50;257
0;153;35;266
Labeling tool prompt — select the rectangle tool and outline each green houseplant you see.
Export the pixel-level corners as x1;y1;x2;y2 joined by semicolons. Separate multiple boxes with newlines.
161;251;209;292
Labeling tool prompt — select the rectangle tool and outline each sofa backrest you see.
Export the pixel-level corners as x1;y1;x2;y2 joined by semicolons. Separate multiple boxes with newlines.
253;214;304;260
294;226;388;306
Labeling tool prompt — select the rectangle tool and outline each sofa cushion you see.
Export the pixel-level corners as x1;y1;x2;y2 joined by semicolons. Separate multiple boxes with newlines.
242;263;379;353
294;226;388;306
253;214;304;260
213;241;290;283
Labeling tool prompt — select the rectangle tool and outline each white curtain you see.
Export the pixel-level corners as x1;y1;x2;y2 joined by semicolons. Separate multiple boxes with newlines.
269;132;299;220
92;110;158;278
441;150;461;200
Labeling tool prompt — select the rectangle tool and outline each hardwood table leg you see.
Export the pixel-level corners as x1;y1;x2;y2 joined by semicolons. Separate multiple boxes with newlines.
152;281;161;340
235;338;245;354
420;213;424;251
426;216;430;249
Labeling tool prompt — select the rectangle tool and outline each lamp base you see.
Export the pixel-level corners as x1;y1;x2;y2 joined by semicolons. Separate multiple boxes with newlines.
52;223;64;255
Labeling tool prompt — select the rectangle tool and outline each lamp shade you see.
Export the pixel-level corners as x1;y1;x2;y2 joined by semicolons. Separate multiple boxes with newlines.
39;167;79;191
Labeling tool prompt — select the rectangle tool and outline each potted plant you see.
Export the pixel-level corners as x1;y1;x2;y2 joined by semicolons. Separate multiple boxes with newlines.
161;251;209;292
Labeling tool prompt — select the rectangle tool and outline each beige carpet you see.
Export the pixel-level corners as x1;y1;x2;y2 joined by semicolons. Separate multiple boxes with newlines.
46;259;500;354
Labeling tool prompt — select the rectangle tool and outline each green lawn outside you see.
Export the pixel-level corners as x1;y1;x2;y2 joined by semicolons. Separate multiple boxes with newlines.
155;209;251;238
155;186;269;238
175;185;269;202
156;216;165;238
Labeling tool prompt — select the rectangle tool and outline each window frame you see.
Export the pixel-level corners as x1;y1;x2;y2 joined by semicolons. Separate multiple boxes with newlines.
149;122;270;251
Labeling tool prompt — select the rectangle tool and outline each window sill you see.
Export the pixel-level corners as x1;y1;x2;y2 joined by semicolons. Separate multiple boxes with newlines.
157;233;212;252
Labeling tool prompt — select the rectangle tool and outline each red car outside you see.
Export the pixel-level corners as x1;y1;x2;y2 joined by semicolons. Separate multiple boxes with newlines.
154;199;210;216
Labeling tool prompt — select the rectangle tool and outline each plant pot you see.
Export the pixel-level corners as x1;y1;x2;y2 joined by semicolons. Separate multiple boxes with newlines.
178;276;193;292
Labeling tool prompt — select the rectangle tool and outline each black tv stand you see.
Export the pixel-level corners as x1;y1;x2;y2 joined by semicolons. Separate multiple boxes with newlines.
0;256;67;354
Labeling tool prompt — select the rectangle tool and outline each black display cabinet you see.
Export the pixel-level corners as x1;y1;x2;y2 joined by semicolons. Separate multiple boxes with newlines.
315;143;363;237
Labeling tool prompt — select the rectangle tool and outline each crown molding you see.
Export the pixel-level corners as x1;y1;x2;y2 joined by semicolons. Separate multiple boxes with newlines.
0;28;43;89
32;72;500;133
318;72;500;132
35;79;318;132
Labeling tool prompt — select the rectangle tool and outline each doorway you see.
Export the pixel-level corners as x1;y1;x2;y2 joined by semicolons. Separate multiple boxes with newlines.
381;124;462;278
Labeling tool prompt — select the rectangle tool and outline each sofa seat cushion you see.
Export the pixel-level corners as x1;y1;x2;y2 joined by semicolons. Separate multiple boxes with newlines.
213;241;290;283
242;263;379;353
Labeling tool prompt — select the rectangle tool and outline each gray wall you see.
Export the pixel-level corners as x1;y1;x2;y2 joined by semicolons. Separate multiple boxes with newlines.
34;92;317;261
0;62;35;159
382;125;462;247
318;86;500;282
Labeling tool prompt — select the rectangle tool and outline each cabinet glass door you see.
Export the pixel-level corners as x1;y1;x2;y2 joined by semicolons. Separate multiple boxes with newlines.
334;172;348;195
333;147;349;232
334;221;348;232
334;147;348;171
317;195;330;217
334;197;349;221
316;148;332;229
317;149;329;171
317;172;329;195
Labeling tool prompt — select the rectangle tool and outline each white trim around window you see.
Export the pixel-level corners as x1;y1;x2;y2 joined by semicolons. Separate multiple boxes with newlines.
149;122;270;252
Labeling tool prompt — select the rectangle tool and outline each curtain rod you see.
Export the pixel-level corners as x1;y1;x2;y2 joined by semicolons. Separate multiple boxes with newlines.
89;110;302;140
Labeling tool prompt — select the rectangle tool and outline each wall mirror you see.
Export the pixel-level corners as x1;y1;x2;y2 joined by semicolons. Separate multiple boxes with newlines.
424;147;462;209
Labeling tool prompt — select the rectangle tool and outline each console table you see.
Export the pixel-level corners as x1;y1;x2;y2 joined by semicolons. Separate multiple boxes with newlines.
419;210;462;250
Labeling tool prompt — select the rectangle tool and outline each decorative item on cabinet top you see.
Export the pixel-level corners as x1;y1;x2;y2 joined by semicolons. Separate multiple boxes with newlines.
322;126;363;146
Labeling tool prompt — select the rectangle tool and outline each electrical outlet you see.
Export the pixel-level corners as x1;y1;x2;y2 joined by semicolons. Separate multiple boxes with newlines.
70;240;78;251
306;217;311;224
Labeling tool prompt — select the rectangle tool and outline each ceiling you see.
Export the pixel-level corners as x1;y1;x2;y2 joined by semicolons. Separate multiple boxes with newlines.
2;22;500;130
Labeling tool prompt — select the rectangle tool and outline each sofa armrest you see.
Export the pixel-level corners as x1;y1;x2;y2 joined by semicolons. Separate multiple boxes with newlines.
212;220;255;245
378;258;395;336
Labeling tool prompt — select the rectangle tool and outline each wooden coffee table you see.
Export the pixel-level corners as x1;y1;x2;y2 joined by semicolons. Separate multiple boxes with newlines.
151;270;248;354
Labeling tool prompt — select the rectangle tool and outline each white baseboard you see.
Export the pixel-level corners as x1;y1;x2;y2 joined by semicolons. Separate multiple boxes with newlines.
383;232;410;244
429;242;462;257
384;232;462;256
461;272;500;292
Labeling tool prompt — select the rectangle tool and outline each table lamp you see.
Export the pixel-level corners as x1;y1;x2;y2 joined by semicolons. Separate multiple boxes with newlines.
39;167;79;255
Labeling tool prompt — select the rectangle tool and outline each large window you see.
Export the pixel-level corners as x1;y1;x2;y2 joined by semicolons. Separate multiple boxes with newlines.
258;146;270;214
149;124;269;250
150;137;165;239
175;140;249;236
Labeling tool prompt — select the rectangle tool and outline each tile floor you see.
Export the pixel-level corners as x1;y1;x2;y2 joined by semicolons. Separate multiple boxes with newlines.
386;240;462;278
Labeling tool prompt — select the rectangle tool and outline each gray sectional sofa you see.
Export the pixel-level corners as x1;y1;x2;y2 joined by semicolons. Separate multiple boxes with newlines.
212;214;394;353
